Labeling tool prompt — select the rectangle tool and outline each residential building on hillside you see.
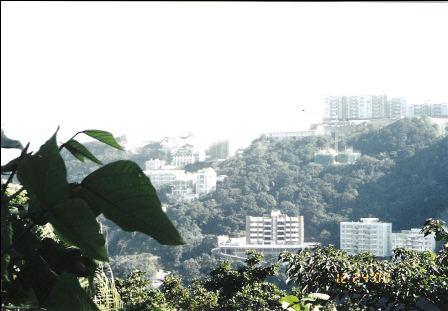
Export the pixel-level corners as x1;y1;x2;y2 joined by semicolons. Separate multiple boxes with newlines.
246;210;304;245
171;144;206;168
314;149;338;166
324;94;405;121
206;140;230;160
386;97;407;119
430;103;448;118
335;149;362;164
408;102;448;118
213;210;317;260
145;166;217;201
391;228;436;252
409;104;432;117
340;218;392;257
171;174;196;199
195;168;217;195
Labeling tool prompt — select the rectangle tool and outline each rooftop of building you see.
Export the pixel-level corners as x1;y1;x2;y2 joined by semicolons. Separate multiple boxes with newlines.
341;218;391;224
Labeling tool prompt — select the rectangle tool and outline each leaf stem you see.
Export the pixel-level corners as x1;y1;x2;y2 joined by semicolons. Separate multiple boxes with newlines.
1;169;16;198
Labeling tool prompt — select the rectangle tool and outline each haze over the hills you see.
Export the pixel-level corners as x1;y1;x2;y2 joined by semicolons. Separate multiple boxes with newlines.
2;2;448;156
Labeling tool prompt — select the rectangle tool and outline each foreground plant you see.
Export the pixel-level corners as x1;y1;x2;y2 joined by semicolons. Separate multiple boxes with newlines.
279;219;448;310
1;128;183;310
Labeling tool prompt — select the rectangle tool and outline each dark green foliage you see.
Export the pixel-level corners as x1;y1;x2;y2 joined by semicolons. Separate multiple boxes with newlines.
115;271;156;311
17;131;70;220
44;272;100;311
279;222;448;310
77;161;184;245
47;198;108;261
110;253;160;279
64;139;103;165
82;129;125;151
354;136;448;227
1;128;182;309
118;251;284;311
349;117;438;158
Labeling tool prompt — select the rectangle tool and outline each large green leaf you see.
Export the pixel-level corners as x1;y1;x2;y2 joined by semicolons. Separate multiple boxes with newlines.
20;253;58;305
48;198;108;261
82;130;124;150
1;129;23;149
43;272;100;311
64;139;102;165
17;131;69;215
79;160;184;245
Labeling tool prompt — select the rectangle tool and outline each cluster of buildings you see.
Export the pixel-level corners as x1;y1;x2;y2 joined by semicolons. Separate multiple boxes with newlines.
213;213;436;261
159;133;229;164
213;210;318;259
340;218;436;257
144;160;219;201
142;134;229;201
324;94;448;121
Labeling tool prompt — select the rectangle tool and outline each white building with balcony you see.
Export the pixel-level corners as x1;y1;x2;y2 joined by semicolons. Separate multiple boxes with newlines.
171;145;206;168
195;168;217;195
246;210;304;245
340;218;392;257
391;228;436;252
212;211;317;260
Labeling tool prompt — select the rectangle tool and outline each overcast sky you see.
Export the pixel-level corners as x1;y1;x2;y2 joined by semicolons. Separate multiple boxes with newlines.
2;2;448;158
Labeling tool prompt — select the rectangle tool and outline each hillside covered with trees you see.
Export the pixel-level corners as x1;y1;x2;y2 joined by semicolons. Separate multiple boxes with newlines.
61;118;447;282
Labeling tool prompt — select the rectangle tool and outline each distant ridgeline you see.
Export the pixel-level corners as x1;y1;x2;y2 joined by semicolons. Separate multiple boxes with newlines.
62;117;448;281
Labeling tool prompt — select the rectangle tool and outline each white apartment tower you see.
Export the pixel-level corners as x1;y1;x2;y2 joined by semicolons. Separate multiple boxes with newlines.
340;218;392;257
391;228;436;252
324;94;405;121
195;168;217;195
246;210;304;245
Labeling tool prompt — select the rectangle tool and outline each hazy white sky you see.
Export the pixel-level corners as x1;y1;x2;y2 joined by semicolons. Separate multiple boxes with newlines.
2;2;448;156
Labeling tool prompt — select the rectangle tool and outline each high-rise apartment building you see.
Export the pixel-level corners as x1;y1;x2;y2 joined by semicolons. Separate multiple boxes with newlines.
324;94;406;121
340;218;392;257
430;103;448;118
391;228;436;252
386;97;407;119
246;210;304;245
409;104;431;117
408;102;448;118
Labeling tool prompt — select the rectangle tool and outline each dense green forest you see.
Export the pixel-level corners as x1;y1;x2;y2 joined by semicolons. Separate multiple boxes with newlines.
61;118;448;282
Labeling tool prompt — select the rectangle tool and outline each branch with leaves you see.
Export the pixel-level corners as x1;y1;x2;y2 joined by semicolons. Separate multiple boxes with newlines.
1;128;183;310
